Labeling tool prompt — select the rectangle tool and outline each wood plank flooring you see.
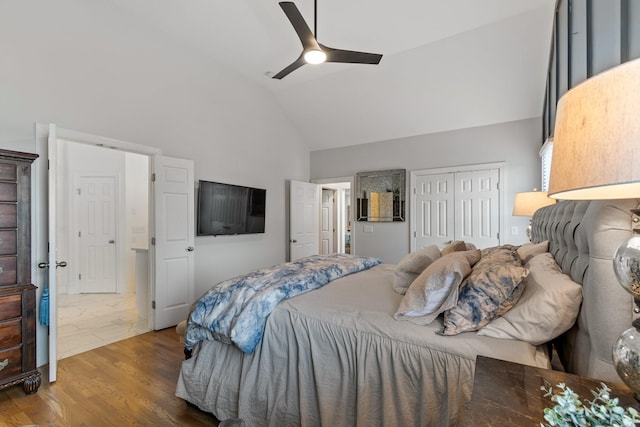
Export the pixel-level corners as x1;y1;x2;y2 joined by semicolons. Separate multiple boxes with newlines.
0;328;219;426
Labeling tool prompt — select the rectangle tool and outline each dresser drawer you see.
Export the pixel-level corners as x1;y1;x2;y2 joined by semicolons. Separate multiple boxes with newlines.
0;183;16;203
0;204;16;228
0;163;17;182
0;294;21;321
0;257;17;285
0;230;17;256
0;346;22;379
0;319;21;348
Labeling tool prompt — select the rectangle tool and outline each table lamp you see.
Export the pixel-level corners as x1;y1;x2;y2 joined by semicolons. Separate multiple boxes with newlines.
547;58;640;398
512;189;556;240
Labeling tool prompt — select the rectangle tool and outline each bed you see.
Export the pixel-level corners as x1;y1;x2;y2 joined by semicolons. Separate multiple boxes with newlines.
176;199;638;426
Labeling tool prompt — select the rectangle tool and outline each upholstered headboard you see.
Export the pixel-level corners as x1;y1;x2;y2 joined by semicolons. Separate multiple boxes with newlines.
531;199;638;382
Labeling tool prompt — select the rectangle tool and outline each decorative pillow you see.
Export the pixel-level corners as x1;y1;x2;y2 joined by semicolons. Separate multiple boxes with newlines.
394;250;481;325
517;240;549;265
464;242;477;251
392;245;442;295
440;249;529;336
475;246;522;270
441;240;467;256
477;252;582;345
480;244;519;258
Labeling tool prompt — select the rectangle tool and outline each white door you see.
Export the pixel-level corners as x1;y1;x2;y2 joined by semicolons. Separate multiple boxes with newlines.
414;173;454;249
46;124;59;382
455;169;500;248
320;189;334;254
289;180;319;261
152;155;195;330
77;176;117;293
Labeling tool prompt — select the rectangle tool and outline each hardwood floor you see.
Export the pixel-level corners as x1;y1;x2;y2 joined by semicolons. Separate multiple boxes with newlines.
0;328;219;426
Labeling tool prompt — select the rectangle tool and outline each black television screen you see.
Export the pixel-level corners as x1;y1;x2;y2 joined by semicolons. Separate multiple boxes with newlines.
197;180;266;236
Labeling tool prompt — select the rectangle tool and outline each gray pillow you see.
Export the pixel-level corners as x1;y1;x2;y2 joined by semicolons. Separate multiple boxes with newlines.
392;245;441;295
394;250;481;325
440;248;529;335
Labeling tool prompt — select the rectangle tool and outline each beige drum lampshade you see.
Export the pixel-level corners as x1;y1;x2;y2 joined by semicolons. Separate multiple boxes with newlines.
548;58;640;200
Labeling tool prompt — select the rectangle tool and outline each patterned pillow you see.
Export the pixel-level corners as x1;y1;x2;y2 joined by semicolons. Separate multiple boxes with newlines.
440;248;529;335
394;250;481;325
392;245;442;295
477;252;582;345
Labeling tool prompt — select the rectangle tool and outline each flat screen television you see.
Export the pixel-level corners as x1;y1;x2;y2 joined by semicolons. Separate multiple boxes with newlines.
197;180;266;236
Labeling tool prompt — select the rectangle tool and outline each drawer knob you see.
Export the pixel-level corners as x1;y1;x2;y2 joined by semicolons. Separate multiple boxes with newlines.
0;267;3;274
0;359;8;372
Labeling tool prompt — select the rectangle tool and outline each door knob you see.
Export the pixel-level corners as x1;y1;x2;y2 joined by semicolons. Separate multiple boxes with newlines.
290;239;298;243
186;246;195;252
108;240;115;244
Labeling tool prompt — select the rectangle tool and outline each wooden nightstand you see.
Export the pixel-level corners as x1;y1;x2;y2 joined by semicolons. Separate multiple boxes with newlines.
466;356;639;426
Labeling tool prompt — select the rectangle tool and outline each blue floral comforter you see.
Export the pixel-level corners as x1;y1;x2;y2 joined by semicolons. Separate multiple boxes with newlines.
185;253;382;354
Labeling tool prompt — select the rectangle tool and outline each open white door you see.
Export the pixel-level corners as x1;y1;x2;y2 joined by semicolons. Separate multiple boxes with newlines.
47;124;59;382
152;155;195;330
289;180;319;261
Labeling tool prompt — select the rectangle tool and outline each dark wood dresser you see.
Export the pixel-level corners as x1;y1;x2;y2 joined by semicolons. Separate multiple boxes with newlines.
0;149;40;394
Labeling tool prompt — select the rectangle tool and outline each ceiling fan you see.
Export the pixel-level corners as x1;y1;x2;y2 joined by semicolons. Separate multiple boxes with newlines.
273;1;383;79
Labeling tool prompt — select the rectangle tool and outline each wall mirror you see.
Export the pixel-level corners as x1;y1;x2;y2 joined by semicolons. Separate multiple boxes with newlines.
356;169;406;222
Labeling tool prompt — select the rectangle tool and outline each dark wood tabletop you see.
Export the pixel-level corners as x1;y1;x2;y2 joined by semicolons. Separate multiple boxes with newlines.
465;356;639;426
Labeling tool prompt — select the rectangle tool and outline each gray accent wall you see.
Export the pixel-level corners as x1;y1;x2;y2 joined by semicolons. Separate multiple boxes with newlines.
311;118;541;264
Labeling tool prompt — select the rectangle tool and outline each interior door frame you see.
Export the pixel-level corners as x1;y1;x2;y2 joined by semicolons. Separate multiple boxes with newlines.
409;162;505;252
34;123;161;382
312;176;354;255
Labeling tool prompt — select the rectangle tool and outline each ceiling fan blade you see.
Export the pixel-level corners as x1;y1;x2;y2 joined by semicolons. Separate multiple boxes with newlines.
272;55;306;80
320;43;383;65
279;2;321;51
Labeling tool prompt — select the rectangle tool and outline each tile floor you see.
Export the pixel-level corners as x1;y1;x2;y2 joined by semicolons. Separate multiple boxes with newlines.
57;293;151;359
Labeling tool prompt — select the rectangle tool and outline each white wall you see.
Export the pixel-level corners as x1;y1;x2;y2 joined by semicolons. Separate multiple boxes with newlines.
125;153;149;292
0;0;309;367
310;118;541;263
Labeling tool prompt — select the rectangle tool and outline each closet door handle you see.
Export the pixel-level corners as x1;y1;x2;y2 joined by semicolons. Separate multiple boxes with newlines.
186;246;195;252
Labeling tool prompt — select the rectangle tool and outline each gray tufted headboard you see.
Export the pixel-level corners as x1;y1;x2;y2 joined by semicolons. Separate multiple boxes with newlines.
531;199;638;382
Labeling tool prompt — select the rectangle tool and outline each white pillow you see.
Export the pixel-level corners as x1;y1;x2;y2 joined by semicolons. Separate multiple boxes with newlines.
477;252;582;345
392;245;441;295
394;250;481;325
517;240;549;264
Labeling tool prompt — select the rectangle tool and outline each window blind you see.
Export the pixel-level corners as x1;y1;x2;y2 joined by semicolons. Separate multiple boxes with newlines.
539;139;554;191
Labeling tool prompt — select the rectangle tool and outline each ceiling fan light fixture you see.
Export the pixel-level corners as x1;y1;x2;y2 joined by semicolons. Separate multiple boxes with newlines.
304;49;326;64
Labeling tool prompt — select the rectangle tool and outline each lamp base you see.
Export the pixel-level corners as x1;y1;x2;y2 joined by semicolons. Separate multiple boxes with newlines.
613;325;640;401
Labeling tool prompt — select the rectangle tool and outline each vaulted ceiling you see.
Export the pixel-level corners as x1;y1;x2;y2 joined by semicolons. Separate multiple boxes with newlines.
95;0;556;150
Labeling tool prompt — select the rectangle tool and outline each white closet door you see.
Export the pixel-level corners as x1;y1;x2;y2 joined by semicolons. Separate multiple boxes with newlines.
454;169;500;248
414;173;454;249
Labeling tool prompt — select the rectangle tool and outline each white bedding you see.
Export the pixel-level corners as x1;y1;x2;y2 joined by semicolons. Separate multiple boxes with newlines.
176;264;549;426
